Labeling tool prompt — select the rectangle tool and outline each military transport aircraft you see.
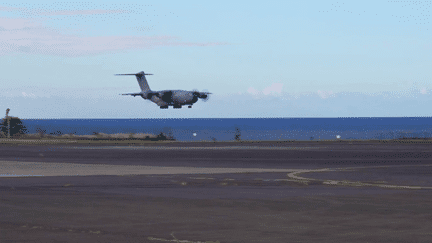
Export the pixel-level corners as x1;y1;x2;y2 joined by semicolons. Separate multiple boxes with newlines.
116;71;211;109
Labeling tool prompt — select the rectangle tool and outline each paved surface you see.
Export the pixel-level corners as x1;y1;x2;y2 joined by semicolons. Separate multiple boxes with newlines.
1;142;432;242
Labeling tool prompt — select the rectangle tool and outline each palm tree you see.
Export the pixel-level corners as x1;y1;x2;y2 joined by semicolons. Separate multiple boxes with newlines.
5;108;10;138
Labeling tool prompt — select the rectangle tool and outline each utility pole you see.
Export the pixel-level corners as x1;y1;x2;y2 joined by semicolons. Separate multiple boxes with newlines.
5;108;10;139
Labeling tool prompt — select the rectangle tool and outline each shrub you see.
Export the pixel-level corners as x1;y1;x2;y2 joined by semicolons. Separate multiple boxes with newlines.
234;127;241;141
0;117;27;138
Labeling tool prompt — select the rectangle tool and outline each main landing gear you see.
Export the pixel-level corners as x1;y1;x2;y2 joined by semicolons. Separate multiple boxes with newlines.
159;105;192;109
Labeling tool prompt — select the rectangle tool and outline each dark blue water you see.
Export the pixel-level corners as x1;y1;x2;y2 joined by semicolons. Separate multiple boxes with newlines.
20;118;432;141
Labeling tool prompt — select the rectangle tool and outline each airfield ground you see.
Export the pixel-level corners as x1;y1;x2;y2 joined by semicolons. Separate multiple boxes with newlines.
0;141;432;242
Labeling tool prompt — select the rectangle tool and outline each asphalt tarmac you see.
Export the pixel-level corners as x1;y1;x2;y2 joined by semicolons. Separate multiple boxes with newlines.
1;142;432;242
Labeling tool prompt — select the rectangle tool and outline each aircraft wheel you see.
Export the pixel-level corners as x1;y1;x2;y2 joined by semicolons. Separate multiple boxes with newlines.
188;105;192;108
160;105;168;109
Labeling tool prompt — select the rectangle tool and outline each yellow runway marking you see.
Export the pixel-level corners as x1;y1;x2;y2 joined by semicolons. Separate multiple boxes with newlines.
288;164;432;190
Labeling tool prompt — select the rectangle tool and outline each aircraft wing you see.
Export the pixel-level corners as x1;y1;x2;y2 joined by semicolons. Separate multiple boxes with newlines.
121;93;142;97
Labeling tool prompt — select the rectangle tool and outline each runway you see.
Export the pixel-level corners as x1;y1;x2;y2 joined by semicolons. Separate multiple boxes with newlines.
1;142;432;242
0;160;297;177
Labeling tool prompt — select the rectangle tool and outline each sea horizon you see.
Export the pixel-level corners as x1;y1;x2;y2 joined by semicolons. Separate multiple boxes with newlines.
15;117;432;142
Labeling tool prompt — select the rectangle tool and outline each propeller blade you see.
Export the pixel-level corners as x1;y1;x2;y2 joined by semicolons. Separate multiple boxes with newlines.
202;93;210;102
192;90;211;101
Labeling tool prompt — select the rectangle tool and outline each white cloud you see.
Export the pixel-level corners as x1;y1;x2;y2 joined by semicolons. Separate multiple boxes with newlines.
0;17;228;57
317;90;334;99
247;87;259;95
420;88;428;94
262;83;283;95
22;92;36;97
2;87;431;118
0;5;131;16
247;83;283;96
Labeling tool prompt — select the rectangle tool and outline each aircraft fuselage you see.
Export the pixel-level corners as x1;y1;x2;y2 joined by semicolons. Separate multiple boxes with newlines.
144;90;199;108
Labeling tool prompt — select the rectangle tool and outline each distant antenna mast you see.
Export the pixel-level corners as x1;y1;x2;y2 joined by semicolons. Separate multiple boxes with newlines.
5;108;10;139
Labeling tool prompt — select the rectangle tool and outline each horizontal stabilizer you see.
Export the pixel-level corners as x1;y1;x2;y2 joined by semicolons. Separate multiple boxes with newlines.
115;72;153;77
121;93;142;97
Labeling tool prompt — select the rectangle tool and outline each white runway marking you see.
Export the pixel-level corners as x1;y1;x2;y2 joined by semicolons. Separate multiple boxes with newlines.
0;160;296;177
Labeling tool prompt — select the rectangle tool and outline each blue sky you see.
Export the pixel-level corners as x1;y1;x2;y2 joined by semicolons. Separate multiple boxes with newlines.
1;0;431;118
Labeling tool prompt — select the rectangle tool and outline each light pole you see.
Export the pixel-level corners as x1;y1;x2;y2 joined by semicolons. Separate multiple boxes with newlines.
5;108;10;139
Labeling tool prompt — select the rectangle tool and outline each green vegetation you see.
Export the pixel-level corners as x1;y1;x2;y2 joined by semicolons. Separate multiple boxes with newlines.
234;127;241;141
0;117;27;138
1;136;432;146
0;128;176;145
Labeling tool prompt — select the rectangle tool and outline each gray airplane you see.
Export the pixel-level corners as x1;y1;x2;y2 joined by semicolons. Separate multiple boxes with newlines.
116;71;211;109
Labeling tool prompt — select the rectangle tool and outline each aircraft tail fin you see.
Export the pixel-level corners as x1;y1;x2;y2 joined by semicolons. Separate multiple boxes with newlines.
115;71;153;92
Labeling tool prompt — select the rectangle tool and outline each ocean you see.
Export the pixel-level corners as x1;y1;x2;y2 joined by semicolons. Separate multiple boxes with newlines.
19;117;432;141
